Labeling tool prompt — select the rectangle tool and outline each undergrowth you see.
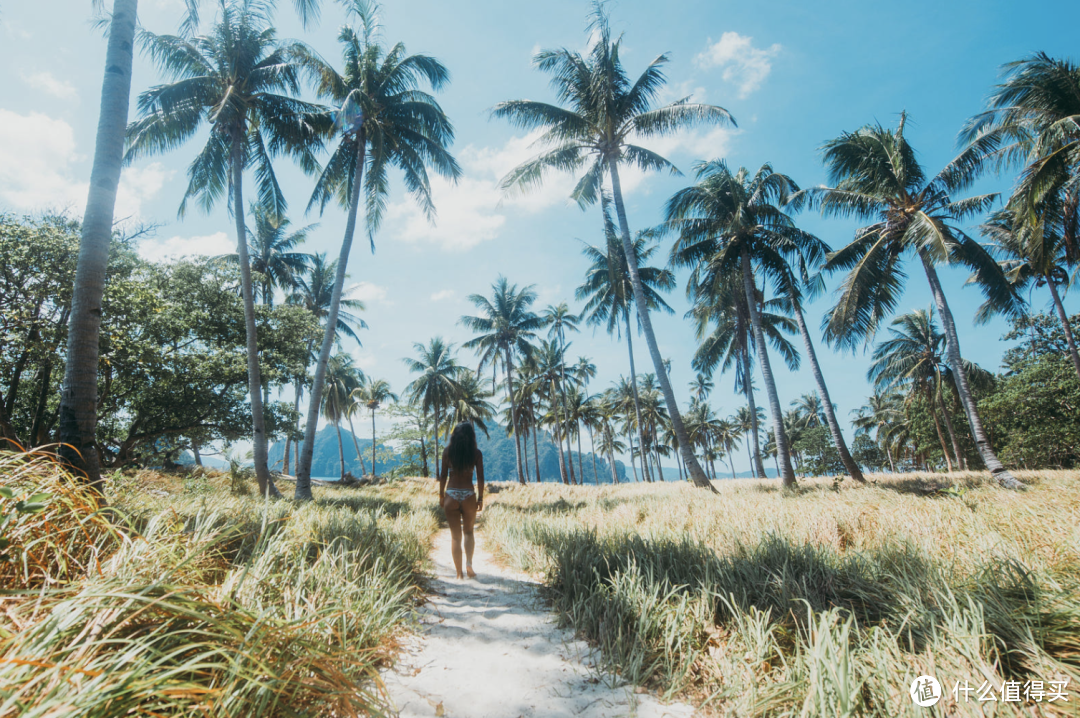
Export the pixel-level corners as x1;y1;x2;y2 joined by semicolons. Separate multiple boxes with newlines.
0;450;440;717
481;471;1080;717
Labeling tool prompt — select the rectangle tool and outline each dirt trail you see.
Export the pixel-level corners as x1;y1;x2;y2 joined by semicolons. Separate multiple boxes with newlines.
381;529;695;718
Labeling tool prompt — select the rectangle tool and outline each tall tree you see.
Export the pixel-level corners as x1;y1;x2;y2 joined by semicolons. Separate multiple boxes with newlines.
322;352;363;480
403;337;466;480
352;376;397;477
494;4;733;490
218;204;315;306
811;115;1026;489
295;1;460;500
460;277;542;484
57;0;140;490
852;392;904;473
541;303;581;484
124;0;328;496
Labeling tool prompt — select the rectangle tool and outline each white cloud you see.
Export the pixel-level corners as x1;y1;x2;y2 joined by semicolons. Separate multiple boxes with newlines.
430;289;456;302
0;109;170;220
696;32;781;98
138;231;230;262
347;281;391;306
21;71;78;100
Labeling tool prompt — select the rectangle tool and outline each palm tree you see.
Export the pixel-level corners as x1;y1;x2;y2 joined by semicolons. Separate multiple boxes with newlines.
791;393;825;430
123;0;329;497
351;376;397;477
404;338;467;480
667;161;825;487
295;2;461;500
596;396;626;484
982;204;1080;380
715;418;742;481
868;307;980;472
57;0;139;489
736;405;767;476
494;5;733;490
342;395;369;477
811;115;1025;489
446;371;497;438
323;353;364;480
284;253;366;476
460;277;543;484
852;392;904;473
541;303;581;484
217;203;315;306
533;339;574;484
577;211;677;483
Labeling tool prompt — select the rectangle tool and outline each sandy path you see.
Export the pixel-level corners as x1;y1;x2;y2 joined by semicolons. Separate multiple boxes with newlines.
381;529;695;718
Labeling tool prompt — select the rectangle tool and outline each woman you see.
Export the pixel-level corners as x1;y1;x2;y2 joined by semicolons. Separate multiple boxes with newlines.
438;422;485;579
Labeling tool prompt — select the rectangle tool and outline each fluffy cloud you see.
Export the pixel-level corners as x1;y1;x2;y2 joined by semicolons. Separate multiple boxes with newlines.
138;231;230;263
347;281;391;306
696;32;781;98
21;71;78;100
0;109;169;220
430;289;456;302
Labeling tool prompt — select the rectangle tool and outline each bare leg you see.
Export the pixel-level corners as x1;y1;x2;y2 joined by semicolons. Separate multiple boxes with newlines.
444;496;464;579
461;495;478;578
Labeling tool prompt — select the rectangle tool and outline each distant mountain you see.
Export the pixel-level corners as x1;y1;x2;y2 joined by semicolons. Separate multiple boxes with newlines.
268;426;403;478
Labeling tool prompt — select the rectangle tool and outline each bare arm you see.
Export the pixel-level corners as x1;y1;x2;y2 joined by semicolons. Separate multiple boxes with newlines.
475;449;485;511
438;448;449;503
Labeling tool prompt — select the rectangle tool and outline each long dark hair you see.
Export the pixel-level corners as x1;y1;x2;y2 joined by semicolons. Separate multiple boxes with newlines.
447;422;478;471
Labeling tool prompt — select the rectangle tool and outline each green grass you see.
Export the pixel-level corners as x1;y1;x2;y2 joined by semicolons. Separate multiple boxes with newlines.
481;471;1080;717
0;451;441;717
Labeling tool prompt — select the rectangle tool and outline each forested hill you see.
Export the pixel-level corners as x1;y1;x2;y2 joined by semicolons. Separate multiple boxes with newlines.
267;422;629;483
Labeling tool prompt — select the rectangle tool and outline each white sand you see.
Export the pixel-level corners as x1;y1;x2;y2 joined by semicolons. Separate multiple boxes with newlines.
381;529;696;718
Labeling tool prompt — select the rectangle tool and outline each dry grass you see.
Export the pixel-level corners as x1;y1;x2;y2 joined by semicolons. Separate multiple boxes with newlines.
0;452;441;717
481;470;1080;717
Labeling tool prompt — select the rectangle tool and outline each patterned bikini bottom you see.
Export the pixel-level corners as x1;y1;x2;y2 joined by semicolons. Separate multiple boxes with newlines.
445;488;475;502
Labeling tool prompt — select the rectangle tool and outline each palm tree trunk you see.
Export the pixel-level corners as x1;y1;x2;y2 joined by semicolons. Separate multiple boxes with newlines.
607;437;618;484
675;448;684;482
740;251;796;488
1048;280;1080;382
192;441;202;467
371;409;378;477
577;430;585;484
504;347;526;484
936;384;963;471
608;161;714;492
587;428;600;484
57;0;139;491
335;421;346;480
296;137;367;500
284;378;302;475
433;404;441;479
346;413;368;476
792;302;866;483
557;333;576;485
230;135;278;499
740;336;768;478
522;423;531;481
728;442;738;481
628;431;639;482
532;400;542;482
884;439;896;473
927;388;953;472
919;252;1024;489
623;306;652;483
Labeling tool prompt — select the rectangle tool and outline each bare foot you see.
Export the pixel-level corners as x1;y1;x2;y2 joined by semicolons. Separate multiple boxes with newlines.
455;571;464;579
466;566;476;578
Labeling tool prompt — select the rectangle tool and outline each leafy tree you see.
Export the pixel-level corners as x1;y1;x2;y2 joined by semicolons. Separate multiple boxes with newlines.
540;303;581;484
351;377;397;477
494;4;734;490
851;392;904;472
124;0;329;496
403;338;467;479
811;115;1026;489
295;1;460;500
461;277;542;484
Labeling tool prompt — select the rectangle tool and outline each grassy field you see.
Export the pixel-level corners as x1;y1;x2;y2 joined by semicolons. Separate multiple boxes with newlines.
0;452;441;717
480;471;1080;717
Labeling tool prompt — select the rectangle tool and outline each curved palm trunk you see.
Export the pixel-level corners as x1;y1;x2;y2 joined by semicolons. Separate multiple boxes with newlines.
936;384;963;471
557;334;576;485
531;398;542;482
740;251;796;488
792;303;866;483
521;423;531;481
371;409;378;477
609;162;714;491
576;430;585;484
606;434;618;484
623;307;652;483
1048;280;1080;382
231;137;278;498
57;0;139;491
433;404;441;479
728;441;738;481
739;333;767;478
346;413;368;476
297;138;367;500
588;426;600;484
334;421;346;480
504;347;526;484
926;388;953;472
883;438;896;473
919;252;1024;489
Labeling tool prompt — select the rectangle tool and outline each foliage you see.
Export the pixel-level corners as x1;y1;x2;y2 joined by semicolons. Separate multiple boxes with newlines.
791;425;845;477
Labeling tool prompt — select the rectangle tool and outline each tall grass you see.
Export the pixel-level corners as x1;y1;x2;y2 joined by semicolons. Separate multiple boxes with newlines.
0;451;440;717
481;471;1080;716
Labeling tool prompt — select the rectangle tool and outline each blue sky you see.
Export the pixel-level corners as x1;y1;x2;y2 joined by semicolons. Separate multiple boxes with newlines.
1;0;1077;475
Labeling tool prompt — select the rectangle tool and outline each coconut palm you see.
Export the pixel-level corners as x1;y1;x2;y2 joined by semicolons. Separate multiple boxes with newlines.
735;405;767;476
352;376;397;477
541;303;581;484
715;418;742;481
123;0;329;497
577;210;677;483
532;339;575;484
596;397;627;484
460;277;543;484
293;2;461;500
322;353;364;480
791;393;825;430
404;337;467;480
982;204;1080;380
494;5;733;490
852;392;904;473
811;115;1025;489
58;0;140;488
446;372;497;438
573;356;601;483
217;203;315;306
